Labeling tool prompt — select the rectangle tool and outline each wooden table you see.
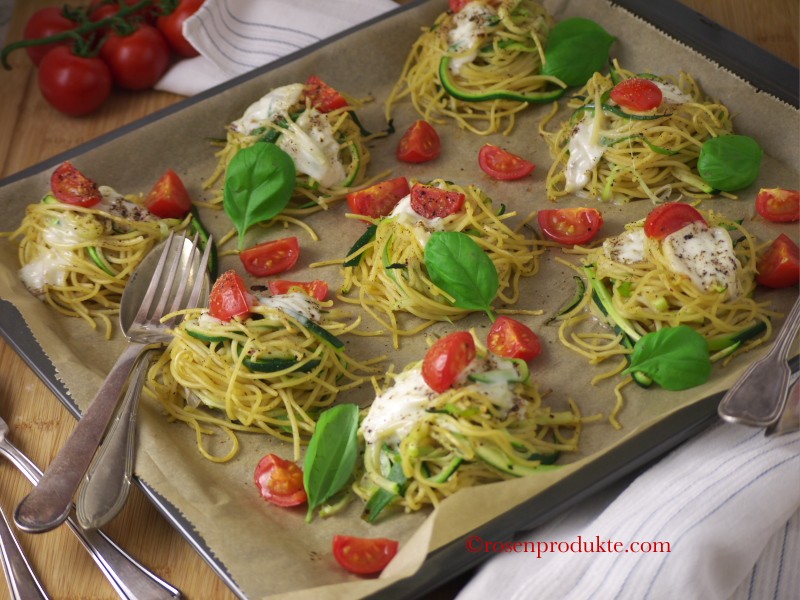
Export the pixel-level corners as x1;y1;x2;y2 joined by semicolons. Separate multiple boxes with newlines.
0;1;796;599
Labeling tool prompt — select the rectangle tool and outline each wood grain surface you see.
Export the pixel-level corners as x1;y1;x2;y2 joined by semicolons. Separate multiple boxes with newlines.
0;1;796;599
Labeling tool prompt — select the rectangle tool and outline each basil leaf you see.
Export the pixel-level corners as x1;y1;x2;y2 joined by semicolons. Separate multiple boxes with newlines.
697;135;763;192
542;19;616;87
424;231;499;317
623;326;712;391
303;403;359;522
223;142;296;249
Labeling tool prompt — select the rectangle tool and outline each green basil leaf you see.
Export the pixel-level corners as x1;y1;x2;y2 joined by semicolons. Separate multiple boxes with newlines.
545;17;612;49
223;142;296;249
303;403;360;522
697;135;763;192
623;326;712;391
542;19;616;87
424;231;499;317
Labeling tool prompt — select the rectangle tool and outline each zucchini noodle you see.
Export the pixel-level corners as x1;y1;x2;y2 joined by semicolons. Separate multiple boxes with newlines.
386;0;561;135
144;299;382;462
2;193;184;339
333;179;544;348
540;60;736;203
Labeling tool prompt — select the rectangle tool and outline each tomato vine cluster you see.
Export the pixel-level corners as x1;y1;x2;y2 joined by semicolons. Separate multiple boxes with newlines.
2;0;204;116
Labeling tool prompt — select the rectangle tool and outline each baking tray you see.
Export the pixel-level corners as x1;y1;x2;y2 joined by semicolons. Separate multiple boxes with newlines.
1;0;798;598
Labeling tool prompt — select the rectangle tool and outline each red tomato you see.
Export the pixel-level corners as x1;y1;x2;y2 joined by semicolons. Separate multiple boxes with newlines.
756;234;800;288
332;535;399;575
422;331;476;393
239;237;300;277
610;78;663;111
304;75;348;113
346;177;410;219
755;188;800;223
643;203;707;240
208;270;253;321
22;7;76;66
156;0;204;57
397;120;441;163
268;279;329;301
90;0;160;23
50;162;102;207
487;317;542;362
449;0;471;11
410;184;465;219
100;24;171;91
478;144;535;181
144;170;192;218
37;46;112;116
254;454;307;508
537;207;604;245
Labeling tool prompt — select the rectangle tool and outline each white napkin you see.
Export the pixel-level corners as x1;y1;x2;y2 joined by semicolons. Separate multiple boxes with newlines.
155;0;398;96
457;422;800;600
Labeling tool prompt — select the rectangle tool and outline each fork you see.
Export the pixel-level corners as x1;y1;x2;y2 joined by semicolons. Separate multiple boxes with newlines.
14;231;211;534
0;415;181;599
0;504;49;600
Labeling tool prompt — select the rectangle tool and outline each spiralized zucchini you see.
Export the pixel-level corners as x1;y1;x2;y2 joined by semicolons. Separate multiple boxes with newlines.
540;60;736;202
386;0;562;135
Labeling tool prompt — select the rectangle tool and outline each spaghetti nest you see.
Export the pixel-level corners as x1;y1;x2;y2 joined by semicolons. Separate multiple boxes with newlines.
354;339;590;517
145;298;381;462
204;81;377;215
3;194;183;338
335;179;544;347
541;61;735;203
386;0;560;135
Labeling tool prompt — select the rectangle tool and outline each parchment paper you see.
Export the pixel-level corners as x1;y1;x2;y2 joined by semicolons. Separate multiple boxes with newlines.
0;1;798;598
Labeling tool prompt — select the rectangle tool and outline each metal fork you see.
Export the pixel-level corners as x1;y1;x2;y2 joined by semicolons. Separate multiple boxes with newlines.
0;504;49;600
14;232;211;534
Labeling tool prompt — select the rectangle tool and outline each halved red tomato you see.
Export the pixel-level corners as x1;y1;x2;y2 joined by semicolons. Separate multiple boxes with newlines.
610;78;663;111
756;234;800;288
410;184;465;219
239;237;300;277
305;75;348;113
144;169;192;218
332;535;399;575
422;331;476;393
50;162;103;207
643;203;707;240
537;207;603;245
208;270;253;321
254;454;307;508
397;120;441;164
487;316;541;362
346;177;410;220
268;279;329;301
478;144;535;181
755;188;800;223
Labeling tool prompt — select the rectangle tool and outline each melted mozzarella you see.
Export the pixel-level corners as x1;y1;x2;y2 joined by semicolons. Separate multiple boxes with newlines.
654;81;692;105
389;194;447;247
603;228;647;264
19;250;71;297
96;186;155;223
360;368;434;446
447;2;497;74
276;110;346;188
662;222;742;297
258;292;322;323
230;84;305;134
565;116;605;193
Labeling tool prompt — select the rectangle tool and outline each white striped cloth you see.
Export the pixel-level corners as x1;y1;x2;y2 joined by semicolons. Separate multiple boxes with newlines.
456;423;800;600
155;0;398;96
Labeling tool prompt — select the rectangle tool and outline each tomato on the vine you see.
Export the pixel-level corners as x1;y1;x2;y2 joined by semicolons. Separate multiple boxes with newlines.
239;237;300;277
254;454;307;508
643;203;707;240
23;7;77;66
208;270;253;321
38;46;112;116
156;0;205;58
51;162;102;207
332;535;399;575
478;144;535;180
422;331;476;393
537;207;603;245
100;24;171;91
610;78;663;111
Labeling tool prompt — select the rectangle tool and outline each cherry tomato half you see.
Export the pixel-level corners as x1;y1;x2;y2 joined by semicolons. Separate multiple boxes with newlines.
50;162;102;207
23;6;76;66
643;203;707;240
422;331;476;393
268;279;329;301
208;270;253;321
144;169;192;218
487;317;541;362
239;237;300;277
346;177;410;220
254;454;307;508
397;120;441;164
478;144;535;181
332;535;399;575
610;78;663;111
156;0;204;57
756;234;800;288
410;183;465;219
38;46;113;116
100;24;171;91
755;188;800;223
537;207;603;245
304;75;348;113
